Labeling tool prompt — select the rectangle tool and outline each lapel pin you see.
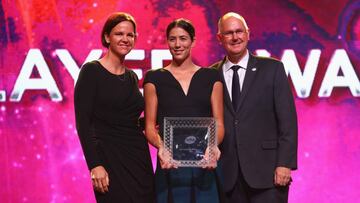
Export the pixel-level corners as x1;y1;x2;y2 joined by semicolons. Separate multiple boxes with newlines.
251;67;257;71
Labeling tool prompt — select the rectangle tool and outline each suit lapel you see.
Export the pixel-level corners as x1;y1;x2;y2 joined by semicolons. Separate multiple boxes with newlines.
236;54;258;112
216;58;236;116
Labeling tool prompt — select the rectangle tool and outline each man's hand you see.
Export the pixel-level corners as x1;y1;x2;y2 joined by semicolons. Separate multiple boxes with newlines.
274;166;291;186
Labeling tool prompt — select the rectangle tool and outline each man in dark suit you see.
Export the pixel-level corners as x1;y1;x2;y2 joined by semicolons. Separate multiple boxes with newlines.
211;12;298;203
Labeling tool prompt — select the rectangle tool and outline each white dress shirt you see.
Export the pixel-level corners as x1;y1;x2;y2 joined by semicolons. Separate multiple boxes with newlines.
222;50;249;100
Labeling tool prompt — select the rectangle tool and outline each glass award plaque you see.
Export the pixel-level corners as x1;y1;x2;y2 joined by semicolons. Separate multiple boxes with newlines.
163;117;217;167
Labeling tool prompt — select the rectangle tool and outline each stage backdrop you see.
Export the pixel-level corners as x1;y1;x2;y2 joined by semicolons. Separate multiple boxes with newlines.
1;0;359;202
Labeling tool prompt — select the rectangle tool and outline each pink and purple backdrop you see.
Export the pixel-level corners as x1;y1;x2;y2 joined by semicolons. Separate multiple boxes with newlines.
1;0;359;202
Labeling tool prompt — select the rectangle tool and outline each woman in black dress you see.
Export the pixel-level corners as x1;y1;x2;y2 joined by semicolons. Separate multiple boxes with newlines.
143;19;224;202
74;12;154;202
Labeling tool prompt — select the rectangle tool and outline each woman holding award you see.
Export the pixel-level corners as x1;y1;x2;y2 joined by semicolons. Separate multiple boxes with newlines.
143;18;224;202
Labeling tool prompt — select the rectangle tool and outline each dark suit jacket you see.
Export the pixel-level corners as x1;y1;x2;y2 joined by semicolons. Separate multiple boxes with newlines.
211;54;298;191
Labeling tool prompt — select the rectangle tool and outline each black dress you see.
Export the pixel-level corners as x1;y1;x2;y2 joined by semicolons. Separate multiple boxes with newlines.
143;68;221;203
74;61;154;203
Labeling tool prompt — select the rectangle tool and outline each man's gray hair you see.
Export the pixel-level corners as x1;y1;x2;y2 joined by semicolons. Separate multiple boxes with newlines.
217;12;249;34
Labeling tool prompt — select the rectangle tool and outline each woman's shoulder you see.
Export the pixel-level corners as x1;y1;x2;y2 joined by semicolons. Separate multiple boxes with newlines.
200;67;219;72
78;61;103;79
143;68;168;85
198;67;222;83
199;67;220;76
80;60;101;74
146;68;167;74
127;68;138;76
144;68;168;78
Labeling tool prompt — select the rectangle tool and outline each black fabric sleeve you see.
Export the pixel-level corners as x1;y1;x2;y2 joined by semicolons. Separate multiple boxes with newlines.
74;62;102;170
273;61;298;170
207;67;222;86
128;69;139;85
210;68;222;83
128;69;146;130
143;69;157;87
